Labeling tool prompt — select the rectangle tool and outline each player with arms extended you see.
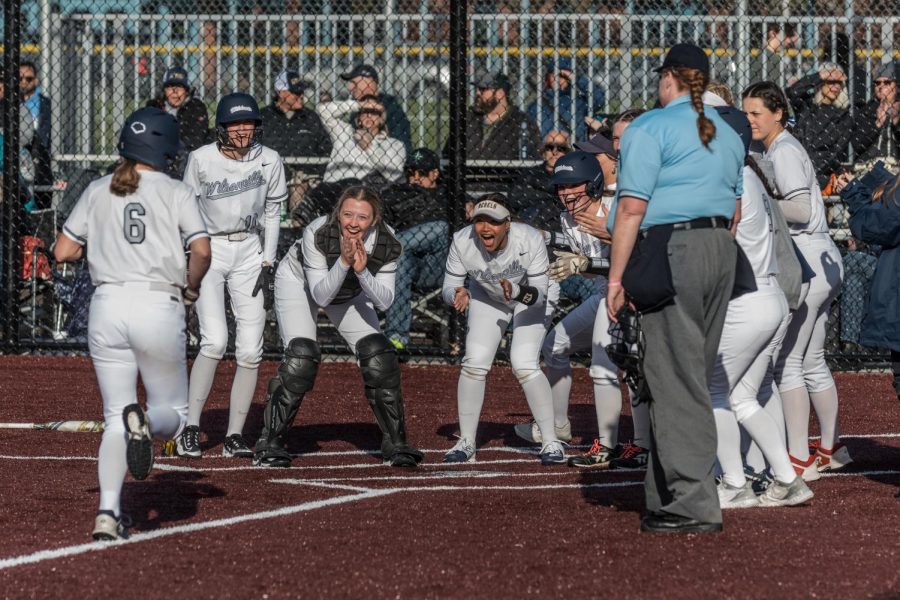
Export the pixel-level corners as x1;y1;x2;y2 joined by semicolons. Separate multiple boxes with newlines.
443;196;562;465
54;107;211;540
176;92;287;459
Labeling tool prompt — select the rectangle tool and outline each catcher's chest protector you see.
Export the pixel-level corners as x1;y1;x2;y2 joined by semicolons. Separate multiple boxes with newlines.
314;220;402;304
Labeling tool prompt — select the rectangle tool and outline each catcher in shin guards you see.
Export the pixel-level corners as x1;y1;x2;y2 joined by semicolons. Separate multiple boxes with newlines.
254;337;320;467
264;184;423;467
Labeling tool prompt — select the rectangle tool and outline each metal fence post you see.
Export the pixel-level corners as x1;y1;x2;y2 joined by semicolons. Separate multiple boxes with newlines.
447;0;467;351
3;0;21;351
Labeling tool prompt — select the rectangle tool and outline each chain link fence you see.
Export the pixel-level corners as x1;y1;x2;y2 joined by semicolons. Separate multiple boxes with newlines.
0;0;897;367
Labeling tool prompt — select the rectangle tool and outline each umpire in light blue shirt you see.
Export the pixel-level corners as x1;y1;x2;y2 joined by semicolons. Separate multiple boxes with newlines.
606;43;745;534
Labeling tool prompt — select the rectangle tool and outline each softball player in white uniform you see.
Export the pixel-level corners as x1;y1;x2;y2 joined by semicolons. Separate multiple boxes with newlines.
709;107;813;508
443;196;562;465
743;82;848;481
54;107;211;540
256;186;423;467
177;92;287;459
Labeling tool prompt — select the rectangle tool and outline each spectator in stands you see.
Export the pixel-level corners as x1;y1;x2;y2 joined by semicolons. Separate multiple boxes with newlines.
852;62;899;163
451;69;541;161
19;61;53;209
507;130;571;229
575;131;616;196
146;67;211;153
527;58;591;141
259;69;332;177
0;75;36;193
786;62;853;189
317;94;406;183
341;64;412;152
749;24;800;86
383;148;449;352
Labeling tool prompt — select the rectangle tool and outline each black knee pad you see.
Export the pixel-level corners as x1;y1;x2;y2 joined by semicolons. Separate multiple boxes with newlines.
279;337;320;395
356;333;400;389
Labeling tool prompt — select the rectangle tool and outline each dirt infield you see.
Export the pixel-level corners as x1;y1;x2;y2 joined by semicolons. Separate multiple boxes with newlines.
0;356;898;599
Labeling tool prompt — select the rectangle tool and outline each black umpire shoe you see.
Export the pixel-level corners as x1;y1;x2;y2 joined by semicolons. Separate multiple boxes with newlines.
640;512;723;534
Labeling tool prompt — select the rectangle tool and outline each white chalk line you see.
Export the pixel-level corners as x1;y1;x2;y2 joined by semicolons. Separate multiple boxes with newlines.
272;478;644;493
0;487;397;572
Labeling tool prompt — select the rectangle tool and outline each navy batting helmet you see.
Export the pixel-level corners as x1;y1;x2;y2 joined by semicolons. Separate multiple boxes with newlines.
549;150;604;214
215;92;263;152
117;107;181;173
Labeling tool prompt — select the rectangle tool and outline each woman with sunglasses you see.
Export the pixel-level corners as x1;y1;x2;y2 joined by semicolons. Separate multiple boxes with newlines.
743;81;847;481
852;62;899;163
317;94;406;184
786;62;853;189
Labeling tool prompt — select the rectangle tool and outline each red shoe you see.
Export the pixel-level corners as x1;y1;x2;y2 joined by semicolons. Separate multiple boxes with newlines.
790;453;821;482
815;442;853;472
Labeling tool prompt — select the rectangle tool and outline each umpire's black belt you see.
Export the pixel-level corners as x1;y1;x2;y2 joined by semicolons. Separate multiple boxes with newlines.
672;216;730;231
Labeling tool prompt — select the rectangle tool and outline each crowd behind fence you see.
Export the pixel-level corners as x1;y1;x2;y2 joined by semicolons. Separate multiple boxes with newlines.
1;2;898;369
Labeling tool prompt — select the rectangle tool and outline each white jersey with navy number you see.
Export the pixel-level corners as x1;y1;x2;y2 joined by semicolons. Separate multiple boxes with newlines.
183;142;288;262
736;165;779;279
765;130;829;235
62;171;208;287
443;222;549;306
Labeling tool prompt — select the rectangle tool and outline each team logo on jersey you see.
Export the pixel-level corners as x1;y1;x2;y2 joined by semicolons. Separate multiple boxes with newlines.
130;122;146;134
230;105;253;114
470;260;525;283
204;170;266;200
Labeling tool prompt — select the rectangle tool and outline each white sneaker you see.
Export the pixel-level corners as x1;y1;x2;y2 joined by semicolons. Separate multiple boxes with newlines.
91;511;130;541
759;476;814;507
717;479;760;509
513;420;573;444
540;440;566;465
444;438;476;463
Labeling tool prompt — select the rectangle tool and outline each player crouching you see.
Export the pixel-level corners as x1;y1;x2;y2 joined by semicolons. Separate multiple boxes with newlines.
443;196;563;465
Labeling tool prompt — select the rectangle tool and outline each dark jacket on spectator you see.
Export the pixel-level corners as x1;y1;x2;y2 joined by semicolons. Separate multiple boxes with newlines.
451;105;542;161
382;183;447;230
376;93;412;153
844;176;900;351
508;163;559;230
787;74;853;188
851;99;900;162
259;103;332;176
145;95;211;151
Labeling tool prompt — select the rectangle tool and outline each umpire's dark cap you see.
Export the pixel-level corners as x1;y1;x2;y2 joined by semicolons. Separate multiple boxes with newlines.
341;64;379;83
162;66;190;89
714;106;752;157
406;148;441;172
575;132;615;156
471;69;511;91
654;43;710;76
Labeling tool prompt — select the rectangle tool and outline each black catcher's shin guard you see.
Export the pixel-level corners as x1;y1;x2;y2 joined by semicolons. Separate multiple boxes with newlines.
254;337;320;467
356;333;423;467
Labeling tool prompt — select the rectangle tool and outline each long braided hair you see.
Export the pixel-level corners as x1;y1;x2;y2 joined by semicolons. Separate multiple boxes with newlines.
670;66;715;148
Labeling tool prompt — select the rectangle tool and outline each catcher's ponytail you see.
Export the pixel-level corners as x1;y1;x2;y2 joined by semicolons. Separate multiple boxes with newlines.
110;159;140;197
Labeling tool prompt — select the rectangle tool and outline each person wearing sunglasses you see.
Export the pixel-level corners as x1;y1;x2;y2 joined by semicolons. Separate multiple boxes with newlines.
786;62;853;189
19;61;53;209
852;62;899;163
317;92;406;185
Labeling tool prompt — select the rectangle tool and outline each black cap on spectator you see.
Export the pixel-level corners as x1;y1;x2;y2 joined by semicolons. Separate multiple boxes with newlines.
654;43;710;76
341;64;379;84
406;148;441;172
874;61;897;81
575;132;615;156
471;69;511;91
275;69;308;95
162;66;190;89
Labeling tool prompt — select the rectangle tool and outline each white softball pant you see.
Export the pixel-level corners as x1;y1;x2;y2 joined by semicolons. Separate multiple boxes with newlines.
275;255;381;354
196;235;266;367
710;278;789;420
89;283;189;439
543;292;618;383
776;233;843;393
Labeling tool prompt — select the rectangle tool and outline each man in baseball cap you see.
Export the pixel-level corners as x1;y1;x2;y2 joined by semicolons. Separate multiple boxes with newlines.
259;69;331;177
145;65;209;158
339;63;411;151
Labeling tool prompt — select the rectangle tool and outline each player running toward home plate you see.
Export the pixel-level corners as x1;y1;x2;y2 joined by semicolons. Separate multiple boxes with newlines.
54;107;211;540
